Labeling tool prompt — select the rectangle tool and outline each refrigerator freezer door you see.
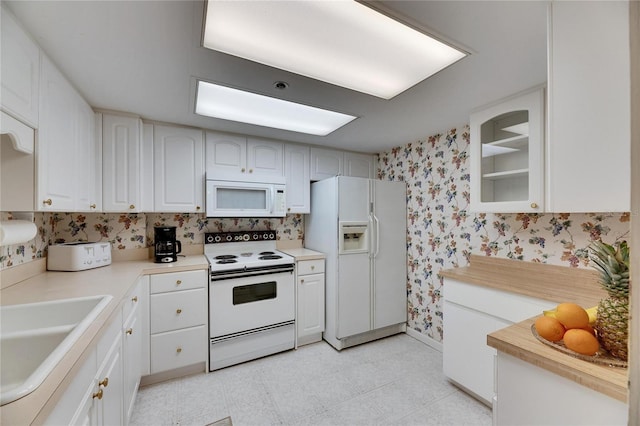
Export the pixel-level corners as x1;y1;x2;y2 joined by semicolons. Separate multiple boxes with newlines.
372;180;408;329
337;252;371;338
338;176;370;222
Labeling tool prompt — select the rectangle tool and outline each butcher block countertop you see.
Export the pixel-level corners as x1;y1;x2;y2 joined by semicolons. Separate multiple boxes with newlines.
0;256;209;425
440;255;628;403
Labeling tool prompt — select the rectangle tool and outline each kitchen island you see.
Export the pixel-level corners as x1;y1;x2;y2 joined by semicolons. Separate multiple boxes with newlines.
440;255;628;424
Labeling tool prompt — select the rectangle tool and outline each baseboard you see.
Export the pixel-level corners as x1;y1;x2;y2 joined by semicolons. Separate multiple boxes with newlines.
405;328;443;352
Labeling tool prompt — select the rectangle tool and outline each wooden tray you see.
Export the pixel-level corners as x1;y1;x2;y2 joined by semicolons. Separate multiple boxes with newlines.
531;324;627;368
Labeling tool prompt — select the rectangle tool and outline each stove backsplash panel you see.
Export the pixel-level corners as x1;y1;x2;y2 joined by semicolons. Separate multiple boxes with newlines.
0;212;304;270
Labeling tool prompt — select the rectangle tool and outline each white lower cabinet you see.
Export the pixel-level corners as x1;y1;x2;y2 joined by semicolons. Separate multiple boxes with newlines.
296;259;325;346
442;278;555;405
495;352;628;425
148;270;207;375
44;280;143;426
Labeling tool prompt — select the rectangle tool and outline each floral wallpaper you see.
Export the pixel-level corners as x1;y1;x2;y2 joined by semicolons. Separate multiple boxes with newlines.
0;212;304;269
378;125;630;343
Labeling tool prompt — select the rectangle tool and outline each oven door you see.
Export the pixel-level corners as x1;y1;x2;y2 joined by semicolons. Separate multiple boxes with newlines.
209;269;294;337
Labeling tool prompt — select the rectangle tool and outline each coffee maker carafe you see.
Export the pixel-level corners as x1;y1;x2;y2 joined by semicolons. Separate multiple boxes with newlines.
154;226;182;263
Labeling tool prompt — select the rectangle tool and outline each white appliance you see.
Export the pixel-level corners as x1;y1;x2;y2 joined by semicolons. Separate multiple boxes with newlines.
206;179;286;217
204;230;295;370
47;242;112;271
305;176;407;350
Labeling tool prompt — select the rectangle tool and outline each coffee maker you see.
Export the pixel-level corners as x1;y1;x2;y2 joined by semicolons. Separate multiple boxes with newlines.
154;226;182;263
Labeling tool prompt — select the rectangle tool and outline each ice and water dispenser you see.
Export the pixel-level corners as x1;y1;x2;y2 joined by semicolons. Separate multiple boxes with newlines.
338;222;369;254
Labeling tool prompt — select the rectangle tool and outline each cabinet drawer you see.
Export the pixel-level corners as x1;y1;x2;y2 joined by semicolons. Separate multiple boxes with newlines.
297;259;324;275
150;270;206;294
150;288;207;333
150;325;207;374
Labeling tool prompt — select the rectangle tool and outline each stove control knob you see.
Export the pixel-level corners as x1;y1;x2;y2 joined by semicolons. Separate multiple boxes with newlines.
214;236;221;242
269;233;275;239
253;234;259;240
263;233;268;240
226;235;232;242
243;234;250;241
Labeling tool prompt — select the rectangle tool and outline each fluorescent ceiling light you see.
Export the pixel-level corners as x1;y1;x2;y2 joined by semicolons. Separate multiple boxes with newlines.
195;81;357;136
203;1;467;99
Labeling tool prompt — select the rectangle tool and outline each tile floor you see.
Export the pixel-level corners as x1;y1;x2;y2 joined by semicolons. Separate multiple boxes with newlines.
130;334;492;426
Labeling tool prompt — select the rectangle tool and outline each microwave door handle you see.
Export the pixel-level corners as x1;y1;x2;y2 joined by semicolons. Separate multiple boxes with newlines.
270;187;275;214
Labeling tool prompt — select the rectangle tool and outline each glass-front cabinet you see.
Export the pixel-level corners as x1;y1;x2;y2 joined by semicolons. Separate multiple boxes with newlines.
470;87;544;213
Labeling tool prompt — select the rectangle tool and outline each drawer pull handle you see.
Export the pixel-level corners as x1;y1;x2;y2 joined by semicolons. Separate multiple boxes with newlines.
176;280;182;285
132;296;138;303
99;377;109;388
126;328;133;335
176;309;182;314
176;347;182;353
43;199;52;206
93;389;103;400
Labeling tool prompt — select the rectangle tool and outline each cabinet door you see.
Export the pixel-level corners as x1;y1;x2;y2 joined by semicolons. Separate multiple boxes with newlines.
443;300;511;404
37;54;78;211
247;138;284;177
205;131;246;179
284;144;310;214
153;125;204;213
344;152;375;179
150;288;207;334
95;336;124;426
1;112;35;211
0;6;39;128
547;2;630;212
76;98;99;212
297;273;325;338
123;308;141;425
102;114;142;212
470;88;544;213
310;147;343;181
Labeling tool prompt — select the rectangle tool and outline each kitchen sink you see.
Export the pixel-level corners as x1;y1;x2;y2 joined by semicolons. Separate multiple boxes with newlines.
0;295;112;405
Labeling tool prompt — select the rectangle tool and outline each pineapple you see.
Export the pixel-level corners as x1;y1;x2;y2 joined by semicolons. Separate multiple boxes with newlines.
589;240;630;361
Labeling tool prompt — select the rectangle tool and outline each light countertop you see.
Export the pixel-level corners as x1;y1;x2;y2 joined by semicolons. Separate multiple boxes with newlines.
0;256;208;425
279;248;326;261
440;255;627;403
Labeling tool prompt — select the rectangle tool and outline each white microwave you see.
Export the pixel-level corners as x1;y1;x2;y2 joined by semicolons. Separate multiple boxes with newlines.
206;180;287;217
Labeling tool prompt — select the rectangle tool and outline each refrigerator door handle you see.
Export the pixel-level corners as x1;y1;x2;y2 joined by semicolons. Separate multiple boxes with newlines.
373;214;380;258
368;214;375;258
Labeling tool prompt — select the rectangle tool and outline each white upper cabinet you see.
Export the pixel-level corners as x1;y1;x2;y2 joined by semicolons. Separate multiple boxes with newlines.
284;144;310;214
344;152;376;179
311;147;376;181
546;1;630;212
37;53;97;212
470;87;545;213
76;101;100;212
206;131;284;182
1;6;39;128
102;113;146;212
153;124;204;213
310;147;344;181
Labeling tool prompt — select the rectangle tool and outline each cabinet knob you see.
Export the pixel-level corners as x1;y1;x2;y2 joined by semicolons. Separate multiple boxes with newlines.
301;279;304;283
176;280;182;285
311;265;315;270
176;308;182;314
132;296;138;303
43;199;52;206
241;168;246;172
176;347;182;353
90;204;96;209
531;202;539;209
129;204;135;210
196;206;201;211
249;169;253;173
92;389;103;400
126;328;133;335
98;377;109;388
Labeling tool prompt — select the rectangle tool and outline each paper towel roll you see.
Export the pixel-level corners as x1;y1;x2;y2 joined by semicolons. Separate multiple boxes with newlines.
0;220;38;246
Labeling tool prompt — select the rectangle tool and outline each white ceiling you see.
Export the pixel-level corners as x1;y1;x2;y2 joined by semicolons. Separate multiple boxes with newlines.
6;0;548;154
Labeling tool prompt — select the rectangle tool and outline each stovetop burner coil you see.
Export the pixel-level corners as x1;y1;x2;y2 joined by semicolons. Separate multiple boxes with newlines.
215;254;238;260
216;259;238;264
259;255;282;260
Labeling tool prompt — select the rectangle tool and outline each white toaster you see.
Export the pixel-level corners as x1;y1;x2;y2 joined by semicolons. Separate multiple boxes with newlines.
47;242;112;271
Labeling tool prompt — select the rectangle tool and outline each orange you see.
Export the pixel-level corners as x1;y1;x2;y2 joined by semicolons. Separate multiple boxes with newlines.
534;316;565;342
580;324;596;336
555;303;590;329
563;328;600;356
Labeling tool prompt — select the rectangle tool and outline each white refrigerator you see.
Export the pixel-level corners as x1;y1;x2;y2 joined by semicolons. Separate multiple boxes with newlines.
305;176;407;350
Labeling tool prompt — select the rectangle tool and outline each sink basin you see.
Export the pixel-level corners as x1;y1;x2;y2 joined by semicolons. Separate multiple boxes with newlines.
0;295;112;405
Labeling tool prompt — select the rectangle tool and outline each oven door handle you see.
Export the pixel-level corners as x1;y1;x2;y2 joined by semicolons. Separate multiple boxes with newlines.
210;265;294;281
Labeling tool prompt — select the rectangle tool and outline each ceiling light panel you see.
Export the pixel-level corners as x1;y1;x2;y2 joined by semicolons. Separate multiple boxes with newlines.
203;1;466;99
195;81;357;136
